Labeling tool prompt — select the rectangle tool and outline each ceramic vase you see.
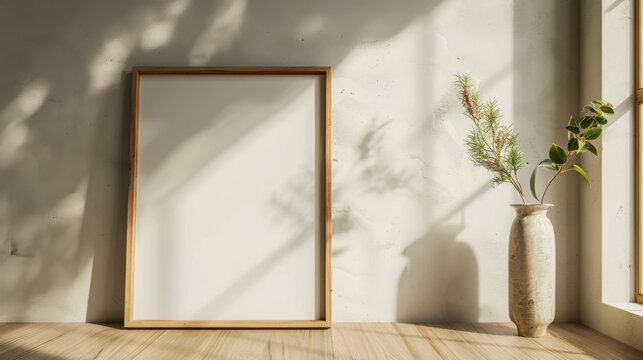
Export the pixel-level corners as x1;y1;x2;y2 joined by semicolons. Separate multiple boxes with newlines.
508;204;555;337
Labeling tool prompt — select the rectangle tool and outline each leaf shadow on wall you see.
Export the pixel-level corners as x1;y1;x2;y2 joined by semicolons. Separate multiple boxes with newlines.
86;0;447;322
0;0;447;322
192;113;422;321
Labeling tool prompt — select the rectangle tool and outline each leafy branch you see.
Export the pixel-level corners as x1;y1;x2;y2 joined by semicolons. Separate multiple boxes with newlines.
455;74;526;203
530;100;614;204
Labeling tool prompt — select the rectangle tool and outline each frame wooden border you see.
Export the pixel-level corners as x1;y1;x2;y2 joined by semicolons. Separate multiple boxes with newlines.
636;0;643;304
124;67;332;328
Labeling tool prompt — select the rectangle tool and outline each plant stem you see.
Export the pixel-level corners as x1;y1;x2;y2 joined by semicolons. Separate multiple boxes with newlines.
540;152;574;204
514;168;525;202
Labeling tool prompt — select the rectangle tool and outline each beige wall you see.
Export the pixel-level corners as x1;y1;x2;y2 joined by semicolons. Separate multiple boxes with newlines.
0;0;582;323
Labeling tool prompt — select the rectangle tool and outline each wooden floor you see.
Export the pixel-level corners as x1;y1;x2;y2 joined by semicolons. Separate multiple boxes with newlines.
0;322;641;359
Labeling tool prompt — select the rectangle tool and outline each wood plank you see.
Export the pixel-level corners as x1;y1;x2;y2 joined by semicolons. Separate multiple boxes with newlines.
92;325;163;360
0;323;78;359
392;323;443;359
526;329;593;360
549;323;643;360
333;322;428;359
12;323;107;360
263;329;333;360
200;329;333;360
133;329;222;360
443;323;525;360
470;323;566;360
0;322;640;359
416;323;487;359
201;330;271;359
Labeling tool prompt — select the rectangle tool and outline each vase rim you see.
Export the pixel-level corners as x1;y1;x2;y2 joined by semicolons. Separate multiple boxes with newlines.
509;203;554;208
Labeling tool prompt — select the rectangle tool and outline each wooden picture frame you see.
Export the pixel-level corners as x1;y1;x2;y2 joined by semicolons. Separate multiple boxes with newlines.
636;0;643;305
124;67;332;328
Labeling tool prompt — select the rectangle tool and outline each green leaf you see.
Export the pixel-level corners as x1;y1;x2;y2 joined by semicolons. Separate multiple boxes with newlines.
569;164;590;185
583;141;598;156
592;100;604;106
549;143;567;164
567;138;579;151
578;139;586;151
568;115;578;127
580;116;593;129
585;105;598;114
530;167;540;201
566;125;580;134
584;127;602;140
530;159;558;201
595;115;608;125
599;105;614;114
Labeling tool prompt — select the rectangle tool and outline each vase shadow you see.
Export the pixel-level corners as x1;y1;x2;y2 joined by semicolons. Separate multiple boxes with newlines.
396;220;479;323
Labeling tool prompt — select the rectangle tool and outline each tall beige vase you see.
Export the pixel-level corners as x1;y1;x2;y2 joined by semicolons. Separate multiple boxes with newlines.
508;204;555;337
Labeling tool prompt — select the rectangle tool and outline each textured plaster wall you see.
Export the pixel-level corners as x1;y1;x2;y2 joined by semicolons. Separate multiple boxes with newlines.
579;0;643;352
0;0;581;322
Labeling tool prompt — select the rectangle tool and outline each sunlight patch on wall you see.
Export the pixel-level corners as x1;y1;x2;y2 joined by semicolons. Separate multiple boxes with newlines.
188;0;247;65
44;180;89;258
0;82;49;122
140;0;191;51
299;14;327;39
0;82;49;168
165;0;191;17
141;23;174;51
89;37;135;94
52;180;89;220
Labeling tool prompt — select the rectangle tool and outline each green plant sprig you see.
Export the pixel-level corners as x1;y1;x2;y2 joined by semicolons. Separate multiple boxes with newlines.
455;73;526;204
530;100;614;204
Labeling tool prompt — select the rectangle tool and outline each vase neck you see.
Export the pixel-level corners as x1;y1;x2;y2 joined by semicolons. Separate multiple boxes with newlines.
510;204;553;217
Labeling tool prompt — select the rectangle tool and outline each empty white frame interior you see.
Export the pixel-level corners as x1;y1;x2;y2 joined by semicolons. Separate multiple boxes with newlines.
132;74;323;321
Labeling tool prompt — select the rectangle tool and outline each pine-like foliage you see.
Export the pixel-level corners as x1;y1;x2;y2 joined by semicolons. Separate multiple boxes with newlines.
455;74;525;202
